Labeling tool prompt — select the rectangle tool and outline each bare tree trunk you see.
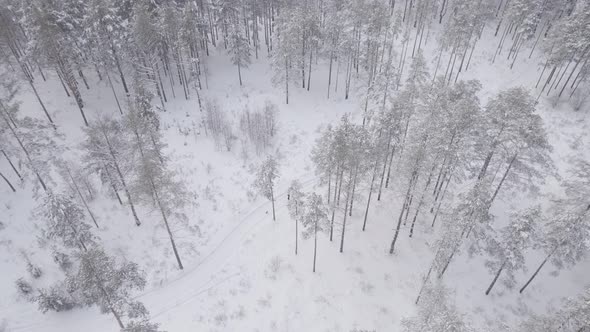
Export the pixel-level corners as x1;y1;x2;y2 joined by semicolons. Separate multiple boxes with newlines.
431;174;452;227
519;246;558;294
416;256;436;304
151;178;184;270
65;166;98;228
329;167;340;241
348;166;358;216
339;171;353;253
490;153;517;203
78;69;90;90
1;149;22;180
327;50;334;98
1;108;47;192
285;58;289;104
409;177;431;237
377;133;392;200
295;205;298;255
312;220;318;272
438;243;460;278
270;185;276;221
237;61;243;86
102;163;123;205
27;79;55;127
307;48;312;91
111;45;129;94
56;69;71;97
362;160;379;231
102;131;141;226
106;71;123;115
485;259;507;295
385;145;396;188
389;176;414;254
0;170;16;192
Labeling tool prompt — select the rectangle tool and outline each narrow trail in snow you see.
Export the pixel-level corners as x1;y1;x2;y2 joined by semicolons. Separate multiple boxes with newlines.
7;174;318;332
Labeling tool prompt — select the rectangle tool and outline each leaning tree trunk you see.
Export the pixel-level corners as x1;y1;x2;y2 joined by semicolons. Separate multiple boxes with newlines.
65;166;98;228
339;171;353;253
151;178;184;270
362;160;379;231
102;132;141;226
312;219;318;272
389;176;415;254
490;153;517;203
519;246;558;294
1;108;47;192
485;259;507;295
1;149;22;181
0;170;16;192
270;185;276;221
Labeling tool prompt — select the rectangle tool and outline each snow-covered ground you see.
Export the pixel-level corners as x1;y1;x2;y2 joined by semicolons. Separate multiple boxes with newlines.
1;20;588;332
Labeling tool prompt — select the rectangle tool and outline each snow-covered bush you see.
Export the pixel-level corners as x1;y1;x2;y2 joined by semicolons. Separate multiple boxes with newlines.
239;101;278;155
35;284;80;313
122;320;165;332
265;256;283;280
15;277;33;297
53;251;73;272
27;262;43;279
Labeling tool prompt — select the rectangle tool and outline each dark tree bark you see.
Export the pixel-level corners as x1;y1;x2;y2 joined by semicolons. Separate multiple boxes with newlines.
485;259;507;295
0;170;16;192
519;246;558;294
1;149;22;181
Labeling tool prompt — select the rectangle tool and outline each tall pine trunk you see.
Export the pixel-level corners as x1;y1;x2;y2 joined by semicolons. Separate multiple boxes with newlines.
270;185;276;221
485;259;507;295
339;171;353;253
519;246;558;294
312;219;318;272
1;108;47;192
66;166;98;228
362;160;379;231
0;170;16;192
102;131;141;226
1;149;22;180
151;178;184;270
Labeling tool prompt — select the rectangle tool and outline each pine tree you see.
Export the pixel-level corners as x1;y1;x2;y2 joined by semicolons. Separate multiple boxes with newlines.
519;162;590;293
0;99;58;193
254;155;279;221
402;282;474;332
301;193;329;272
68;247;148;329
287;180;305;255
124;95;188;270
35;193;97;250
81;116;142;226
484;206;540;295
228;20;251;86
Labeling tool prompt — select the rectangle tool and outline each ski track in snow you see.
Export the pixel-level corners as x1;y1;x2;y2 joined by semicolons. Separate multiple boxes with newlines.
8;175;317;332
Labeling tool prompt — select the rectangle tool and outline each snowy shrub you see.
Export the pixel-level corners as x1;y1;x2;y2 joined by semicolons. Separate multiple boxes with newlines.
27;262;43;279
53;252;73;272
359;281;375;294
214;312;228;326
239;101;278;155
15;278;33;296
123;320;165;332
36;285;80;313
264;256;283;280
231;306;246;320
0;221;5;231
204;99;235;151
257;294;272;308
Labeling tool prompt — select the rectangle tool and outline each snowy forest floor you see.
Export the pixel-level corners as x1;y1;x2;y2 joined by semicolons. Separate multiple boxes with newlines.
1;22;589;332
